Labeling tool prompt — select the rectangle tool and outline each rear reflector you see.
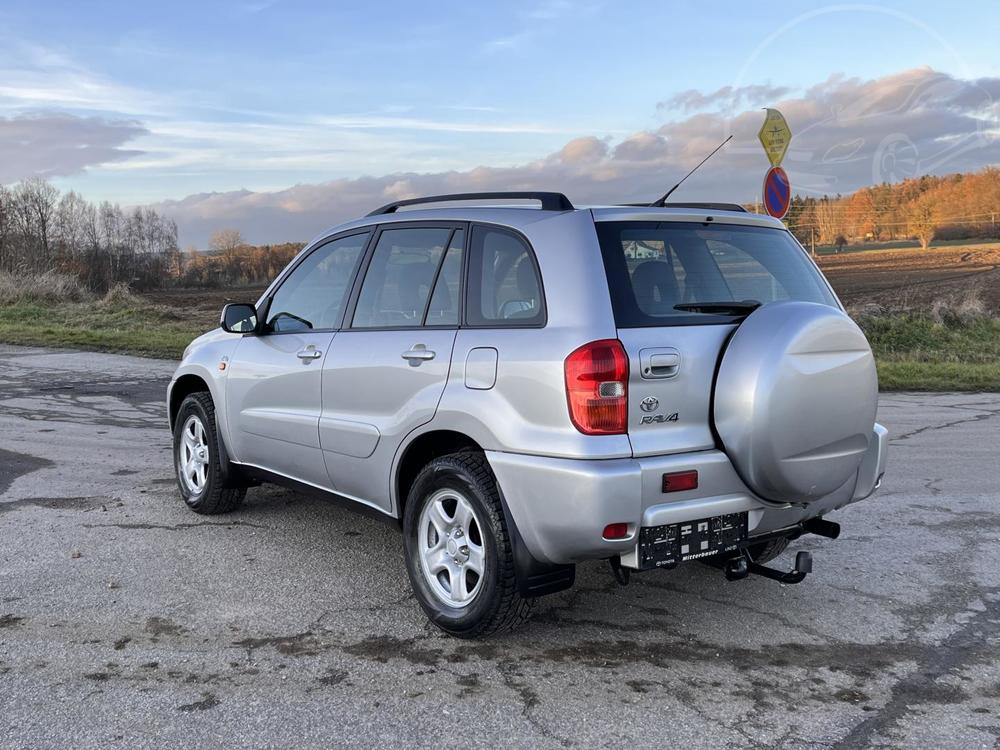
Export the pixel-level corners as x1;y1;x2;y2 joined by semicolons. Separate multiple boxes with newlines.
564;339;629;435
602;523;630;540
662;470;698;493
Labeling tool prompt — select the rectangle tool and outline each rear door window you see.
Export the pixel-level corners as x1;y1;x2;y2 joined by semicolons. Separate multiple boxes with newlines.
351;226;454;328
424;229;464;326
466;225;544;326
596;222;837;327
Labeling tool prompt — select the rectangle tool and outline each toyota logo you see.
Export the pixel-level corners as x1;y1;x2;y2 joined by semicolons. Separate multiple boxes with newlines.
639;396;659;413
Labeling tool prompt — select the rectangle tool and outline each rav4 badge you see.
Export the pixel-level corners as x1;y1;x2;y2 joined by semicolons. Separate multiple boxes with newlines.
641;412;679;424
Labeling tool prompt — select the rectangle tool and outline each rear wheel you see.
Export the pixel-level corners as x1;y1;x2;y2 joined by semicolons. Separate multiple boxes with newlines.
173;392;246;514
402;452;531;637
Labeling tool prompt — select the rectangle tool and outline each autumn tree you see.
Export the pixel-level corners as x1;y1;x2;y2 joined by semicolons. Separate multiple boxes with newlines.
909;196;939;250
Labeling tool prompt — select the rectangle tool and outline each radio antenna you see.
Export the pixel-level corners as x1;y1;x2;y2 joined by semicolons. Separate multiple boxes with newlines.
650;134;733;207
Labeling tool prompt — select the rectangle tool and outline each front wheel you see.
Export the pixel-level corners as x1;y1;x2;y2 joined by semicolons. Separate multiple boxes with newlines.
402;452;531;637
173;392;246;514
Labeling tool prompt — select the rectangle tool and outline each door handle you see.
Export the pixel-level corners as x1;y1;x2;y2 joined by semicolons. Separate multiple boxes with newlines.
401;344;436;365
296;348;322;360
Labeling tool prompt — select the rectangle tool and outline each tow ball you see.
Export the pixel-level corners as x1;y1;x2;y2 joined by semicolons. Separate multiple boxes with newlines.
719;550;813;585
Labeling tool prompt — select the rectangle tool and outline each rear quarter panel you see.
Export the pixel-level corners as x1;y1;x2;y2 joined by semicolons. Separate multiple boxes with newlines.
433;210;632;459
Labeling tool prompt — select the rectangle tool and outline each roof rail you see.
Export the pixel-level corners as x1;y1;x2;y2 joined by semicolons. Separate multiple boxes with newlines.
619;201;748;213
367;191;575;216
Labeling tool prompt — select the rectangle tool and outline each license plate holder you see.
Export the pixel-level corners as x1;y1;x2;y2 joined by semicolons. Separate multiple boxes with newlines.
637;512;748;571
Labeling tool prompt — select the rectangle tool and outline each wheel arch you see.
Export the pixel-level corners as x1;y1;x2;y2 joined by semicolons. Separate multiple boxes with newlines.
394;429;483;521
393;428;576;599
169;373;213;431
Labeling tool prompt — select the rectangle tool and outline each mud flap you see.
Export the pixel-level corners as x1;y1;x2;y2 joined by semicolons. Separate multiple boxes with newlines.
496;488;575;598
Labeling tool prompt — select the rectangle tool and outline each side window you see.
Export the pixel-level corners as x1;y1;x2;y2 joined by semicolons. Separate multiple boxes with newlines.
467;225;544;326
424;229;464;326
352;226;453;328
266;232;368;333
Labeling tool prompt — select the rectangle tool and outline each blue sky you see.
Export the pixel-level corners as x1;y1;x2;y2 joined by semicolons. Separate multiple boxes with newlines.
0;1;998;243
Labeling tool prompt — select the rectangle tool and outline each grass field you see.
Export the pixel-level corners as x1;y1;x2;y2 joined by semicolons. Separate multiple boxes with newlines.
1;242;998;391
0;296;207;359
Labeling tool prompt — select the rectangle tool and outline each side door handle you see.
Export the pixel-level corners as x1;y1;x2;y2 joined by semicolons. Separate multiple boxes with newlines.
401;344;436;366
296;347;322;360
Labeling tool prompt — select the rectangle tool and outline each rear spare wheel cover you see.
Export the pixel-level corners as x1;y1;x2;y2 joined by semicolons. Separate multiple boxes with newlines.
714;301;878;504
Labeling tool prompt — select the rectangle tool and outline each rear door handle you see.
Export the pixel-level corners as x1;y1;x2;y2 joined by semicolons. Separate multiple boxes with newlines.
401;344;436;365
296;348;322;360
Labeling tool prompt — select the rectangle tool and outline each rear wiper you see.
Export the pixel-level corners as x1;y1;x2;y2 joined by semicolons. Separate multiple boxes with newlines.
674;300;761;315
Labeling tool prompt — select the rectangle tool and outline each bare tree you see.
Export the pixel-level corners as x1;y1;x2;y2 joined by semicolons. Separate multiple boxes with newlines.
11;178;59;268
909;198;938;250
0;185;11;273
209;229;247;283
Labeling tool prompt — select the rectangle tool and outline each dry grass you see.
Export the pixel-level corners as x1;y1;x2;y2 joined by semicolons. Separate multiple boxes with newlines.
96;282;140;307
850;287;1000;391
0;271;92;304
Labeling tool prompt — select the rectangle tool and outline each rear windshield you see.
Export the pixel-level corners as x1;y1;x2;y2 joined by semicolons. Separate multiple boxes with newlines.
595;221;838;327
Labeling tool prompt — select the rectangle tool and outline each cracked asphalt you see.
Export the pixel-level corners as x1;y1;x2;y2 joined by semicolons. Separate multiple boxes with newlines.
1;343;998;749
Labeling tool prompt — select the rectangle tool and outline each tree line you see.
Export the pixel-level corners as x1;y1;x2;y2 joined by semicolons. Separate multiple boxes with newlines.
0;178;182;291
781;167;1000;250
181;229;303;288
0;178;306;292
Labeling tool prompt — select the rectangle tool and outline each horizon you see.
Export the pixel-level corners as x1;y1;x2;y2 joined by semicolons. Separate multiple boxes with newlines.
1;0;998;246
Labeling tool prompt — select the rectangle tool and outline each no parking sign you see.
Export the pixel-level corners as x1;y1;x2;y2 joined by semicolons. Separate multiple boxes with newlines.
762;166;791;219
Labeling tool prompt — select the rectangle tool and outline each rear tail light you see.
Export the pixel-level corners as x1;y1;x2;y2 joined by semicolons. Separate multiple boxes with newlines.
565;339;628;435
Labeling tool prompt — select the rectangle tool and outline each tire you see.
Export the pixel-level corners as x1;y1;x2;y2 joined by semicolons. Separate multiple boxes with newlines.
173;392;246;515
402;451;531;638
745;537;790;565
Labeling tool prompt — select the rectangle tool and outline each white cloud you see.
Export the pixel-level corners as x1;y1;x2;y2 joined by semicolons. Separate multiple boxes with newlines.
660;83;793;114
0;40;163;116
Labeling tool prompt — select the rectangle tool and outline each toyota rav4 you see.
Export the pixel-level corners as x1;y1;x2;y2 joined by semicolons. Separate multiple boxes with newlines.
168;192;887;637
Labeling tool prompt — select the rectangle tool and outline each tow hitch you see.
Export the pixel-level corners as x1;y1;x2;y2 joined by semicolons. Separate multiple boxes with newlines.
715;550;813;585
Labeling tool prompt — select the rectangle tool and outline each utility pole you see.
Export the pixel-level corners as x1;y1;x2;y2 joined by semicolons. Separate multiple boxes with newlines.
811;228;816;257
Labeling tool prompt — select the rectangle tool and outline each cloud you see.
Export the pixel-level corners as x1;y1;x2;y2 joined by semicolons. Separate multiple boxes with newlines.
0;40;162;115
660;83;793;114
482;0;604;53
0;114;147;182
154;67;999;248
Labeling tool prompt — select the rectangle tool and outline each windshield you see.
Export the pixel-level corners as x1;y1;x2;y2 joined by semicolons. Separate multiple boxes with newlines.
595;221;839;327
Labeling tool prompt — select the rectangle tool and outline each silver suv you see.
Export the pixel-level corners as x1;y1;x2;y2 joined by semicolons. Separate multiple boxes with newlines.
168;192;887;637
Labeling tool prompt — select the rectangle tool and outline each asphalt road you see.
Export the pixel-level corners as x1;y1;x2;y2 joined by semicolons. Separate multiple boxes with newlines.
1;343;998;750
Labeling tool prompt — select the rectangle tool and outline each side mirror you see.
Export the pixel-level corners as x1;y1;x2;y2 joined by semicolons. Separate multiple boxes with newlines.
220;303;258;334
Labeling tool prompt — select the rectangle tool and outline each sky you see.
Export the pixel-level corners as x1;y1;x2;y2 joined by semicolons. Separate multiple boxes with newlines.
0;0;998;246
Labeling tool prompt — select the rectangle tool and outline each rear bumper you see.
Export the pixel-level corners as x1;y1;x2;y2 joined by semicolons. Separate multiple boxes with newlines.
486;422;888;566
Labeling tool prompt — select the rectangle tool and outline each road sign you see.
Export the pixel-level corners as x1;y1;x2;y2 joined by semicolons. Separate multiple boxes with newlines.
763;166;791;219
758;108;791;167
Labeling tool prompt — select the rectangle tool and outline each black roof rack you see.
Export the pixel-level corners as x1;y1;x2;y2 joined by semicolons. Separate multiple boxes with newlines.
619;201;748;213
367;191;575;216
